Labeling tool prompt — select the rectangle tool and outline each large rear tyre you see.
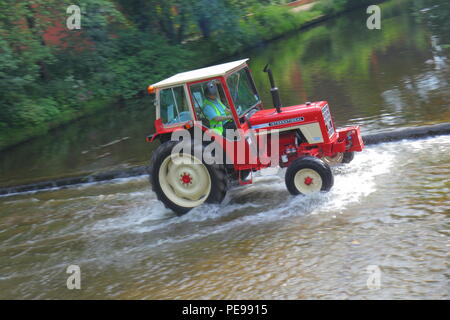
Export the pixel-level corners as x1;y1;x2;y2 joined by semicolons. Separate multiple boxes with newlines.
285;156;334;195
148;140;228;215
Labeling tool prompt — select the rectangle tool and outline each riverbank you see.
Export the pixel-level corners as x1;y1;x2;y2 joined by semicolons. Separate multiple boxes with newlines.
0;0;383;152
0;98;115;153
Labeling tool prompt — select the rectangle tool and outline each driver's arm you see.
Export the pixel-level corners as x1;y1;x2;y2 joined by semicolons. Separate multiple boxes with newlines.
216;103;232;121
213;115;233;122
203;104;232;122
220;106;232;119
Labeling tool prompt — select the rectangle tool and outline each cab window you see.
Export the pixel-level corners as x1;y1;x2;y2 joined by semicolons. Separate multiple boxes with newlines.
189;80;229;127
159;86;192;125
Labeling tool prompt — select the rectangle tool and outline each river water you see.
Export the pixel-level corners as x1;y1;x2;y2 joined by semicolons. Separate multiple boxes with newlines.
0;0;449;299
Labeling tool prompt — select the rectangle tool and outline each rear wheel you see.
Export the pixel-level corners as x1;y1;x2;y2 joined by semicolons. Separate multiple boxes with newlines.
148;140;228;215
285;156;333;195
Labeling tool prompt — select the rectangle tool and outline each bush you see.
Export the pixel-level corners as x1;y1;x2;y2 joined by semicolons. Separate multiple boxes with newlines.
98;31;193;99
13;98;60;126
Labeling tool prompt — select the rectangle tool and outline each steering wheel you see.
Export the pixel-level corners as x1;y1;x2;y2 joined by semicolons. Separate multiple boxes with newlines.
223;118;237;131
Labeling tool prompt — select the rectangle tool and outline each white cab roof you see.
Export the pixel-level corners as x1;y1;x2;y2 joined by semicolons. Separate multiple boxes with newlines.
152;58;249;88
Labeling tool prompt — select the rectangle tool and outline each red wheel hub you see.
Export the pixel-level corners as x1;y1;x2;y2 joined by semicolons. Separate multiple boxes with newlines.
304;176;313;185
181;173;192;184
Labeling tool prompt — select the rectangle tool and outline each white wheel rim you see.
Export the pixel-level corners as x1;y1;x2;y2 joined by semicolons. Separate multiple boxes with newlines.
293;168;323;194
322;152;344;165
159;153;211;208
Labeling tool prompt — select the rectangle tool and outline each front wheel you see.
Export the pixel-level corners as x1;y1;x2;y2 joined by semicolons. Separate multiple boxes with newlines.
285;156;334;195
322;151;354;166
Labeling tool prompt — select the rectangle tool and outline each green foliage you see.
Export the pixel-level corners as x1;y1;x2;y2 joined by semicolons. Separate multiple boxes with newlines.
314;0;377;15
13;98;60;125
99;31;192;99
193;3;321;56
248;5;320;40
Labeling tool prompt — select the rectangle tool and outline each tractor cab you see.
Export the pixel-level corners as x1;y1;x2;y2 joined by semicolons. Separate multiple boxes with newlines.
147;59;260;138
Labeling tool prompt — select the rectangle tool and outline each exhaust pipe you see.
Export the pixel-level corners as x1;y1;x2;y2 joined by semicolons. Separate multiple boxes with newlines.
263;64;282;113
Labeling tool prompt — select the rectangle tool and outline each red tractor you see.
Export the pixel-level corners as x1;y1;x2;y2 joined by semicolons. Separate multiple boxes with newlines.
146;59;364;214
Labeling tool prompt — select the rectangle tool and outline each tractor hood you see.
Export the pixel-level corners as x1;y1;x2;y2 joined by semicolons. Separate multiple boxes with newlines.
248;101;328;130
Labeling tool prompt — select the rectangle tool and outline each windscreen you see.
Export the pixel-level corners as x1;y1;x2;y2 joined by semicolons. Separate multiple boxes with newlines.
226;68;260;116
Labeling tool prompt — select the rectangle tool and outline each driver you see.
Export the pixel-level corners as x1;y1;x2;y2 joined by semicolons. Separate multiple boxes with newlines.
202;81;233;135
